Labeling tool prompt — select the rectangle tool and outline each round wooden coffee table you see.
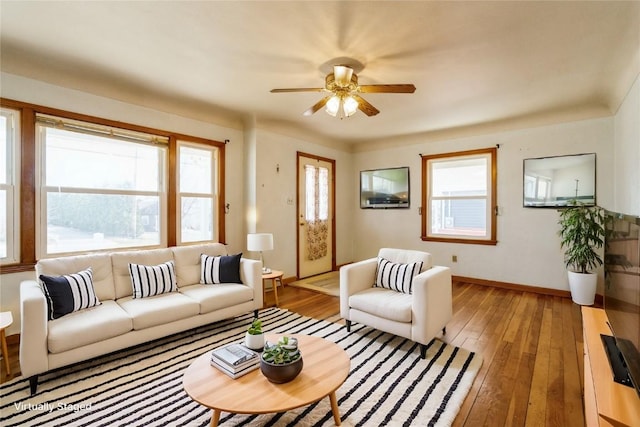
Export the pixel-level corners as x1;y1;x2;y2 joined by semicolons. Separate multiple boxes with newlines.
183;333;350;426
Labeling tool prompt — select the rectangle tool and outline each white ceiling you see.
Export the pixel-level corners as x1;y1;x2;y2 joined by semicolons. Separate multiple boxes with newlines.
1;1;639;149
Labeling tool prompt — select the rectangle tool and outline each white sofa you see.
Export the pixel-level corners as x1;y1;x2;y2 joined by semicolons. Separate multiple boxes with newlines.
340;248;452;358
20;243;262;395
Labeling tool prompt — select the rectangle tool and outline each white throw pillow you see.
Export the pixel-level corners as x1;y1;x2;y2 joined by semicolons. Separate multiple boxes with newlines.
374;257;423;294
129;260;178;298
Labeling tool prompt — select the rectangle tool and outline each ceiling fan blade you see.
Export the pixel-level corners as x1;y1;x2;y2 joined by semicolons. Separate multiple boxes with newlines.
358;84;416;94
303;96;331;116
270;88;324;93
353;95;380;116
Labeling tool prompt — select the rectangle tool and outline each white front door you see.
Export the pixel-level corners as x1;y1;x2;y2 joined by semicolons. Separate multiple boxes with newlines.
297;152;335;278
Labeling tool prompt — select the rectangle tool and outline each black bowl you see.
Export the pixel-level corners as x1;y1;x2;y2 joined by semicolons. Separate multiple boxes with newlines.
260;357;303;383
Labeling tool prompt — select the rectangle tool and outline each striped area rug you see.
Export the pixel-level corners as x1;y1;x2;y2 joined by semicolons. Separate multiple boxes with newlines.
0;308;481;426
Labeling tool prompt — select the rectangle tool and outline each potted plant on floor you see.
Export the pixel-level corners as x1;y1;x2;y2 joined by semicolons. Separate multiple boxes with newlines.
260;336;303;383
244;318;264;351
558;200;605;305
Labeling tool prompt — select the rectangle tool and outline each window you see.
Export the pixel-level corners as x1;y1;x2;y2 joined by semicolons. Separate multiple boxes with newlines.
305;164;329;222
422;148;497;244
37;115;168;256
0;108;20;264
177;141;219;244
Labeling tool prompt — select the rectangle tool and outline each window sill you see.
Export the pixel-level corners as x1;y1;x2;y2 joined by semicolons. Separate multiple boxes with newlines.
421;236;498;246
1;263;36;274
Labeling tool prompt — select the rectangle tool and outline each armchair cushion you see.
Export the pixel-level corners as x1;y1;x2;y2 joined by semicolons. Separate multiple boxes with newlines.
349;288;412;323
374;257;423;294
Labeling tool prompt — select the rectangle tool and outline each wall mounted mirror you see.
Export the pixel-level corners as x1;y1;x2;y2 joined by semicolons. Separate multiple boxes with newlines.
523;153;596;208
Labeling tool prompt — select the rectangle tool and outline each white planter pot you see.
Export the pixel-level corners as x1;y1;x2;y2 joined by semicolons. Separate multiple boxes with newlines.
567;271;597;305
244;332;264;351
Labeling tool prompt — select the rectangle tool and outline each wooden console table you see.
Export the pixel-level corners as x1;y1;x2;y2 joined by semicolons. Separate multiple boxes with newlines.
582;307;640;426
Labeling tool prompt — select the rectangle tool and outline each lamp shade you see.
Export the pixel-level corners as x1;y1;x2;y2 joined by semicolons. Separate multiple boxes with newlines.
343;96;358;116
247;233;274;252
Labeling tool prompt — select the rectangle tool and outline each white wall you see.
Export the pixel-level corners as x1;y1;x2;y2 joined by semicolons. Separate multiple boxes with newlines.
614;74;640;216
251;129;353;278
352;117;615;292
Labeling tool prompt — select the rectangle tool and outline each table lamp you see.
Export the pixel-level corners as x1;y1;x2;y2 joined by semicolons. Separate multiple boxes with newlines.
247;233;274;274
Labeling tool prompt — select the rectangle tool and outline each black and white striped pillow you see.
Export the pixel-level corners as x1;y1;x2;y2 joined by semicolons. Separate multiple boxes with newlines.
40;268;101;320
200;253;243;284
374;257;423;294
129;261;177;298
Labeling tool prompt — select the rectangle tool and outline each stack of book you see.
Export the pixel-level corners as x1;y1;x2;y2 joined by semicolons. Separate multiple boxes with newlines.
210;343;260;379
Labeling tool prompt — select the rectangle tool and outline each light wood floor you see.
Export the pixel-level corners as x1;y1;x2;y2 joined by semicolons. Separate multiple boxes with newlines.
1;279;586;427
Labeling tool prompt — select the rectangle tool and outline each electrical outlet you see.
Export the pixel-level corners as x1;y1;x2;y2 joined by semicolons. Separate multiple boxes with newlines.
452;255;458;262
286;197;294;205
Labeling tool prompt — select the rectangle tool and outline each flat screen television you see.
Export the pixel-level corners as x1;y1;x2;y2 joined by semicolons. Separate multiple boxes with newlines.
603;210;640;397
360;167;410;209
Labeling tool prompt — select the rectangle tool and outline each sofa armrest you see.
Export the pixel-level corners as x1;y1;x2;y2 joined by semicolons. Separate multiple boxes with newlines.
20;280;49;378
339;258;378;319
240;258;263;309
411;266;452;344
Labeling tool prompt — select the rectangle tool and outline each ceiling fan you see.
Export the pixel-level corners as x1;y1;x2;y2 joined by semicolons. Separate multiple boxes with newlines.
270;65;416;118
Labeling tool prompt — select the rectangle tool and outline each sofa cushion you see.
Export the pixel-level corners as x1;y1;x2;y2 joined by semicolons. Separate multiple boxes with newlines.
40;268;101;320
180;283;254;314
36;252;115;301
129;260;178;298
200;253;242;284
111;248;174;299
47;300;133;353
374;257;423;294
172;243;228;288
117;292;200;330
349;287;412;323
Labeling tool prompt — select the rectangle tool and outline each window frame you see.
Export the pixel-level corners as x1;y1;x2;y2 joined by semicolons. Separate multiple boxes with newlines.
0;107;21;265
176;140;221;245
0;98;226;272
35;116;170;257
421;147;497;245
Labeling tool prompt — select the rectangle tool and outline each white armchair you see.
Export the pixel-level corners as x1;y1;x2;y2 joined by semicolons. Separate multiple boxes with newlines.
340;248;452;358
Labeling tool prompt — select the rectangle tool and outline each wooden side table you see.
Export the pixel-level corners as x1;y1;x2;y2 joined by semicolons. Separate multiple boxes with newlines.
262;270;284;307
0;311;13;375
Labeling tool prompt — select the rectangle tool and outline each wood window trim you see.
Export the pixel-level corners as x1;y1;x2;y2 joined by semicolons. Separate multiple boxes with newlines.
421;147;497;245
296;151;337;275
0;98;226;273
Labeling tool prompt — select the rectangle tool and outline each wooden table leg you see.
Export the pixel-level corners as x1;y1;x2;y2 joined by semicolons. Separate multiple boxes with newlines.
0;328;9;375
272;278;279;307
329;391;341;426
210;409;220;427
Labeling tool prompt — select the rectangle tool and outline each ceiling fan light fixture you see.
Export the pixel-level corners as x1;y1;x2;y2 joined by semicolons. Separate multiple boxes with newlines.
325;95;341;117
325;94;358;119
343;96;358;117
333;65;354;87
271;63;414;118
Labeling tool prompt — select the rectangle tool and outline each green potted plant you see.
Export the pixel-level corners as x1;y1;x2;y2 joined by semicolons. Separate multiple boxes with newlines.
244;318;264;351
558;200;605;305
260;336;303;383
